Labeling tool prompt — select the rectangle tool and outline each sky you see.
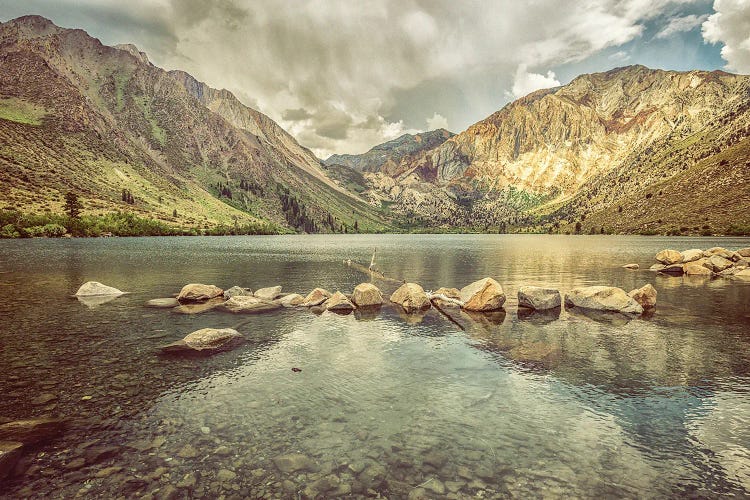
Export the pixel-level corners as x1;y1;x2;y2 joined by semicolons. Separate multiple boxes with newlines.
1;0;749;159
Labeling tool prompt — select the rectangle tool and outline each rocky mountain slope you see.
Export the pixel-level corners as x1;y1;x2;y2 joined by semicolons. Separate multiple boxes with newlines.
359;65;750;234
0;15;387;233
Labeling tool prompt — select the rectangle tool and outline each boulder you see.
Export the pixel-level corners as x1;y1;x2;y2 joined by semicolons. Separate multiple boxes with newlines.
75;281;124;296
390;283;431;313
738;248;750;258
325;291;356;312
706;247;733;259
0;441;23;481
302;288;332;306
718;267;740;277
517;286;561;310
172;298;224;314
649;264;666;272
680;249;704;263
683;260;713;276
254;286;283;301
276;293;304;307
0;418;65;446
564;286;643;315
655;249;682;265
223;286;253;299
622;263;639;270
177;284;223;303
659;264;685;276
161;328;245;355
351;283;383;307
736;258;749;269
706;254;734;272
145;298;179;308
628;284;657;310
219;296;281;314
734;269;750;279
434;287;461;299
460;278;506;312
730;251;743;262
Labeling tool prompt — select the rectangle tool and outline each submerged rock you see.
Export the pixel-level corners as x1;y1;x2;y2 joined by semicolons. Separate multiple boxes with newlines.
659;264;685;276
145;298;179;308
273;453;317;473
517;286;561;310
218;296;281;314
684;260;713;276
177;284;223;303
0;418;66;446
223;286;253;299
655;249;682;265
622;263;639;270
564;286;643;315
254;286;283;301
325;291;356;312
351;283;383;307
628;284;657;310
276;293;305;307
460;278;506;311
172;298;225;315
390;283;431;313
75;281;124;296
302;288;332;306
0;441;23;481
161;328;244;355
649;264;666;272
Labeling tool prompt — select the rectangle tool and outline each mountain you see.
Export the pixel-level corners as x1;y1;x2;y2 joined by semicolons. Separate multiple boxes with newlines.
0;15;388;234
360;65;750;234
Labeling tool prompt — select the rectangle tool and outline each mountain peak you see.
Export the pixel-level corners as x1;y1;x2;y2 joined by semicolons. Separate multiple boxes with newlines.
114;43;150;65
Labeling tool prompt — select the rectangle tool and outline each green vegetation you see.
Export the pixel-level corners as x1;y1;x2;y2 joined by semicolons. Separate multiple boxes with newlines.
0;98;46;125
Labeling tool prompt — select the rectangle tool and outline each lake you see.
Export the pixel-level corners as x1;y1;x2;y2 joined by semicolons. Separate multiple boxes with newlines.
1;234;750;499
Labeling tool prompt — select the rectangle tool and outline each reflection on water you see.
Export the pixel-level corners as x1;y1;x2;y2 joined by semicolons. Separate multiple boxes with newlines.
0;234;750;498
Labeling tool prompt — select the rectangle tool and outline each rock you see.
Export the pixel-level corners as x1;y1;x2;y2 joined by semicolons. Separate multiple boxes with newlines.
564;286;643;315
303;475;340;497
177;444;199;459
273;453;316;473
706;247;733;259
706;254;734;272
75;281;125;296
460;278;506;311
176;472;197;488
684;260;713;276
352;283;383;307
171;298;224;315
655;249;682;265
302;288;332;306
422;450;448;469
217;469;236;482
738;248;750;258
325;291;356;312
628;284;657;310
423;478;446;495
734;269;750;279
0;418;65;446
145;298;179;308
649;264;666;272
735;258;749;269
358;464;386;489
157;485;179;500
730;252;743;262
177;284;223;303
718;267;740;277
517;286;561;310
218;296;281;314
0;441;23;481
31;393;57;405
223;286;252;299
622;263;639;270
435;287;461;299
390;283;431;312
276;293;304;307
659;264;685;275
161;328;245;355
95;466;123;478
680;249;704;263
254;286;282;301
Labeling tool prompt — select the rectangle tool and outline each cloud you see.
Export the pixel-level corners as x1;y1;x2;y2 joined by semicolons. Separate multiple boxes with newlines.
508;65;561;99
281;108;313;121
703;0;750;73
656;14;709;39
426;112;449;131
609;50;631;61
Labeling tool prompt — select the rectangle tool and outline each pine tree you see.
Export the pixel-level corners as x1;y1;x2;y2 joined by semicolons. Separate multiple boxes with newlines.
172;209;177;218
64;192;82;219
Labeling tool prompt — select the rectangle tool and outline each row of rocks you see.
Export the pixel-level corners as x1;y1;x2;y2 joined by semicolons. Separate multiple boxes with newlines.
0;418;66;483
650;247;750;277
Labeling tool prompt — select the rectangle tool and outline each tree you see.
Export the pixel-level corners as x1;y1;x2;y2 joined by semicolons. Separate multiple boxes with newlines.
64;192;82;219
172;209;178;218
575;221;582;234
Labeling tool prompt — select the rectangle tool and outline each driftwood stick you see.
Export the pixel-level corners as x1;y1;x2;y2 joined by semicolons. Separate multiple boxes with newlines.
426;292;464;307
344;259;402;285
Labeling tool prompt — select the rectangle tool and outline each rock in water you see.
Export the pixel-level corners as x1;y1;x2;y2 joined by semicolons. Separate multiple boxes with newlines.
649;264;666;272
177;284;224;303
564;286;643;315
218;296;281;314
659;264;685;276
622;263;639;270
706;254;734;272
655;249;682;265
628;284;657;310
390;283;431;313
325;291;356;312
734;269;750;279
517;286;561;310
706;247;733;259
302;288;332;306
223;286;253;299
680;249;704;263
161;328;245;355
145;298;179;308
75;281;124;296
460;278;506;311
0;441;23;481
273;453;317;473
254;286;282;300
277;293;305;307
0;418;66;446
352;283;383;307
684;260;712;276
738;248;750;258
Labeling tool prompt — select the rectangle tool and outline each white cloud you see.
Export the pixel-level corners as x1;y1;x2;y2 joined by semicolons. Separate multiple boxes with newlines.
426;112;449;131
609;50;631;61
508;65;561;99
703;0;750;73
656;14;709;39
